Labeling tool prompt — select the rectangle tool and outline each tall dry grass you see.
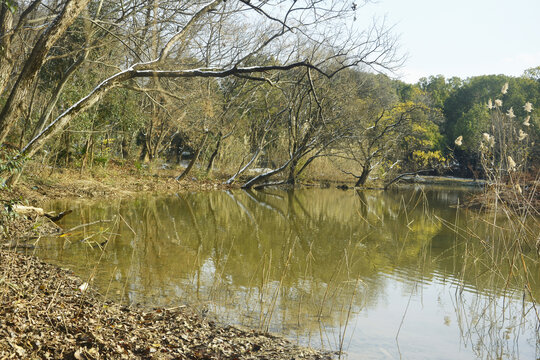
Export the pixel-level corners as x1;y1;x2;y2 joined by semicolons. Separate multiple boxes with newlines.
452;82;539;323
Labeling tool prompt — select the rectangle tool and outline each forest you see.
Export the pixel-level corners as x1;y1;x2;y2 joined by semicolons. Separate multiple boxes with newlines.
1;0;538;189
1;2;539;359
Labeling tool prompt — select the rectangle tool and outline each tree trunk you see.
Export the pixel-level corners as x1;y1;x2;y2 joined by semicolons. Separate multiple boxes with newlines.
144;136;153;162
0;0;43;95
0;3;15;96
383;169;434;190
63;130;72;166
206;134;221;173
241;159;292;189
138;132;151;162
121;137;129;159
287;157;299;185
354;164;371;187
294;151;322;180
80;135;93;172
176;132;208;181
0;0;91;144
225;147;262;185
31;52;88;139
19;62;322;162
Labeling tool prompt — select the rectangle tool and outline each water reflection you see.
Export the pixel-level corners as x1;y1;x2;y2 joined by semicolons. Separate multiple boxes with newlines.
34;188;539;359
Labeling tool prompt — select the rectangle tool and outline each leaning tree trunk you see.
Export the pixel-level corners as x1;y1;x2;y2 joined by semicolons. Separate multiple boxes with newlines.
354;164;371;187
31;51;89;139
206;133;221;173
225;147;262;185
176;132;208;181
241;159;293;189
383;169;434;190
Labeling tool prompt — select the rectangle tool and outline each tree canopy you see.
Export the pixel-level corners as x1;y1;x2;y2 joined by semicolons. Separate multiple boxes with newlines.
0;1;538;186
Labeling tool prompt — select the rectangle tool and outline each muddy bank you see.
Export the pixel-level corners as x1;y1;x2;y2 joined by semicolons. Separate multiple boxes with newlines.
0;249;333;359
1;163;233;206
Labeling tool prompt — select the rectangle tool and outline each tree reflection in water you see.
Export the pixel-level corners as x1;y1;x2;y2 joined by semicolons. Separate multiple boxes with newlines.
37;188;539;359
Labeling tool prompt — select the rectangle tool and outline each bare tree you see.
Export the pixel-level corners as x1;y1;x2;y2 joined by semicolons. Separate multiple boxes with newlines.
1;0;401;182
0;0;91;144
241;68;352;189
336;73;434;186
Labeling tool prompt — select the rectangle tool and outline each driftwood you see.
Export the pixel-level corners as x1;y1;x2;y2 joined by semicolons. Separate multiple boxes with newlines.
12;204;45;216
12;205;72;222
383;169;434;190
44;210;73;222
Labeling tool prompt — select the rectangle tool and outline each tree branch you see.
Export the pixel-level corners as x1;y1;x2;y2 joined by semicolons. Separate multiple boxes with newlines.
383;169;434;190
19;61;322;159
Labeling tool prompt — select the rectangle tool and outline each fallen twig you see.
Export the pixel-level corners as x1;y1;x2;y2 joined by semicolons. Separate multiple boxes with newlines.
63;219;113;233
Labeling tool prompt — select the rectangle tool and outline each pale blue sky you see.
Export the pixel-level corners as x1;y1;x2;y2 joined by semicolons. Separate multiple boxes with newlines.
361;0;540;83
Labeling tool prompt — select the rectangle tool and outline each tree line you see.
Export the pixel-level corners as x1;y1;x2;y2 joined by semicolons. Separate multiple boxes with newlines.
1;0;537;188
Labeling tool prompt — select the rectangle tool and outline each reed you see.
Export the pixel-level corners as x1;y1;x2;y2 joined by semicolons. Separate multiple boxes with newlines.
443;86;540;357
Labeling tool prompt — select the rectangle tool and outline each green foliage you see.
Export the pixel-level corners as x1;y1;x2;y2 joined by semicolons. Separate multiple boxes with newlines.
523;66;540;81
0;149;24;188
412;150;446;168
418;75;450;108
332;70;448;184
418;75;463;109
439;75;540;173
452;103;491;150
1;0;17;13
134;161;146;173
93;155;109;167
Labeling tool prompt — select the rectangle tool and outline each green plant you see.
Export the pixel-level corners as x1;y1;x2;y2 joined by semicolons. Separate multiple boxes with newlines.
93;155;109;167
0;150;25;188
1;0;17;13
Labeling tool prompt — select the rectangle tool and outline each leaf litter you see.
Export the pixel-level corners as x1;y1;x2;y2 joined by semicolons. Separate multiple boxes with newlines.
0;250;334;359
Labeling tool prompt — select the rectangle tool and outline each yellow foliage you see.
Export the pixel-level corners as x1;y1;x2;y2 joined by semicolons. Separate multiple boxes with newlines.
412;150;446;167
390;101;428;115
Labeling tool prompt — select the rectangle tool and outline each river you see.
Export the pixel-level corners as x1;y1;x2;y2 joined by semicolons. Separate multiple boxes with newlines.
35;187;539;359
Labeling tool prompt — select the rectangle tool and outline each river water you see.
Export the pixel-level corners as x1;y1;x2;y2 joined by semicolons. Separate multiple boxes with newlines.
35;188;539;359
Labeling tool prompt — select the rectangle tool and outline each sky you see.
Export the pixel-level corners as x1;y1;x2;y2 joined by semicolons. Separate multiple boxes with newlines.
360;0;540;83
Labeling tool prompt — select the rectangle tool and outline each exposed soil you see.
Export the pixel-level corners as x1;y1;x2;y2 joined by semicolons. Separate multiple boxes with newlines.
0;250;333;359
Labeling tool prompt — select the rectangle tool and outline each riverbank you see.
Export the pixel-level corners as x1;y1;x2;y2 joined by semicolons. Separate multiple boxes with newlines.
1;162;538;358
1;161;236;205
0;163;336;359
0;248;333;359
